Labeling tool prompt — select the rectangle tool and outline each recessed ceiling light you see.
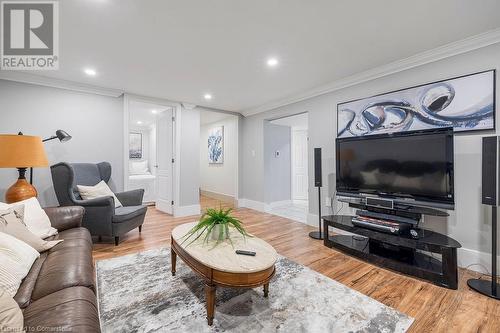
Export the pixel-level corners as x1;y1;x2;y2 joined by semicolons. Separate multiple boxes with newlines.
204;93;212;100
84;68;97;76
137;121;143;125
151;109;158;114
266;57;279;67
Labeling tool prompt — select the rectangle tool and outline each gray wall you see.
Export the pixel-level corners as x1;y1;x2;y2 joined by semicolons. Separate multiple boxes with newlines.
264;122;291;203
241;43;500;267
0;80;124;207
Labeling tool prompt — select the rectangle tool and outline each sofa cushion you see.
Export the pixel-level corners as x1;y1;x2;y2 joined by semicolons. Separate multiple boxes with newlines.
23;286;100;333
46;227;93;250
113;205;147;223
31;229;95;301
14;252;47;309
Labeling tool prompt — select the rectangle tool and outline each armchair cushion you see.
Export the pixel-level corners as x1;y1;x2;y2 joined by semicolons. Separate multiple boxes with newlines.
113;205;147;223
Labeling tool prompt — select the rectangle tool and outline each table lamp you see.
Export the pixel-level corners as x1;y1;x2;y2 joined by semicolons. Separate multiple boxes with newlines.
0;133;49;203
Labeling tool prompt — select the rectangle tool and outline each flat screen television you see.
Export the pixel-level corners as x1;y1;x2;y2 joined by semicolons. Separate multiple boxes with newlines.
336;128;454;209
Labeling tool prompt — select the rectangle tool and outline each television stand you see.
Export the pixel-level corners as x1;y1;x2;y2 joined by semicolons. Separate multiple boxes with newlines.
323;215;461;289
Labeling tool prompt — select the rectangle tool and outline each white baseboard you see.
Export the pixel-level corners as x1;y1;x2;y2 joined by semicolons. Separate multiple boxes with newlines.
173;204;200;217
457;247;500;274
268;200;292;208
238;198;267;212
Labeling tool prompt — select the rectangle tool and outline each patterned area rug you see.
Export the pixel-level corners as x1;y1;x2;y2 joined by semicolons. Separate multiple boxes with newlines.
96;247;413;332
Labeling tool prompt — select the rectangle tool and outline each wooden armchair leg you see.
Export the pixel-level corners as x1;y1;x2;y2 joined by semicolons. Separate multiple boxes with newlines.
139;225;142;233
114;236;119;246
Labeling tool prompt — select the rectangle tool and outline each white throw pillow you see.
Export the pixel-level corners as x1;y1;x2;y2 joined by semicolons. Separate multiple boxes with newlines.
129;160;149;175
0;232;39;296
0;206;63;253
77;180;122;208
0;197;57;239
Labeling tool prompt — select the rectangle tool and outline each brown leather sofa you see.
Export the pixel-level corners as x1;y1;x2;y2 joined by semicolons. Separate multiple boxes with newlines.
14;206;101;332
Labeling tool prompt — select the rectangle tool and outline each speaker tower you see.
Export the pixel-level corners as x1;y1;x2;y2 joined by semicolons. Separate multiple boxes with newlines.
309;148;323;240
467;136;500;300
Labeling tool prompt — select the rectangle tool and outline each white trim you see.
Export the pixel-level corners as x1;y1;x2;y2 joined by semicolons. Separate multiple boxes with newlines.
268;200;292;208
174;105;182;211
173;204;201;217
241;28;500;116
0;71;123;97
237;198;268;212
458;247;500;275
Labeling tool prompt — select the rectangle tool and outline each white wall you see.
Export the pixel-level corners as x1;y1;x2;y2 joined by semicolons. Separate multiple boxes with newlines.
199;115;238;197
241;43;500;272
179;106;201;207
0;80;124;207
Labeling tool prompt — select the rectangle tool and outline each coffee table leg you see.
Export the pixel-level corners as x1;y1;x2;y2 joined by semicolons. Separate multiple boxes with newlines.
171;248;176;276
205;283;216;326
263;283;269;297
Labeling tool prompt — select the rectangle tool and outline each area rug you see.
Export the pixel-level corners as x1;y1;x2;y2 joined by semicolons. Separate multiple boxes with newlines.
96;247;413;332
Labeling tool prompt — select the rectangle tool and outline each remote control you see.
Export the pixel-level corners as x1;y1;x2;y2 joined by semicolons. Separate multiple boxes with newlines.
235;250;256;256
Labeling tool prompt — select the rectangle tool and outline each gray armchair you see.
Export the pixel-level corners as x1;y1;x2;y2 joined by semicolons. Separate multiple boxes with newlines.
50;162;147;245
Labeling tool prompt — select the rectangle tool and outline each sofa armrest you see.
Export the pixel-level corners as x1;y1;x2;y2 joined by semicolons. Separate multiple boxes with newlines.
44;206;85;232
115;189;144;206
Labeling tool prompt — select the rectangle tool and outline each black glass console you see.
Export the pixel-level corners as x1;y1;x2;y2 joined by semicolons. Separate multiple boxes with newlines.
322;215;462;289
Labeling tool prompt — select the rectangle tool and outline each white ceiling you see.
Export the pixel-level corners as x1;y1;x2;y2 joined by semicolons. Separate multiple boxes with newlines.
129;101;171;128
10;0;500;114
270;113;308;129
200;110;236;125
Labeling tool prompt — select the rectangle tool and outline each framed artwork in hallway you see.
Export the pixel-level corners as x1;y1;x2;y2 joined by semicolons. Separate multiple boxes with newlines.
129;132;143;159
208;126;224;164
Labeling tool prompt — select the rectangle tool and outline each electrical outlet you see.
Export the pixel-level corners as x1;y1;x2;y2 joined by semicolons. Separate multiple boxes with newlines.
325;197;332;207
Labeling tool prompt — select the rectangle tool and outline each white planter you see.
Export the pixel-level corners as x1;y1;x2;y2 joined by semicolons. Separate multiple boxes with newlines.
210;224;228;240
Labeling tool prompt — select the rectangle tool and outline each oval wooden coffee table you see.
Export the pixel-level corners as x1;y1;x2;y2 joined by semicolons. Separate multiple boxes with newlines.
171;222;277;326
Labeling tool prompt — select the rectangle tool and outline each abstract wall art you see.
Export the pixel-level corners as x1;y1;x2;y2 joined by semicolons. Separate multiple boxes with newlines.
337;70;495;138
129;132;143;159
208;126;224;164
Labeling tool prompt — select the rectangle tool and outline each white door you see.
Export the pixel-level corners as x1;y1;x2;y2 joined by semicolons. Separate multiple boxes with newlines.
292;129;308;200
155;109;173;214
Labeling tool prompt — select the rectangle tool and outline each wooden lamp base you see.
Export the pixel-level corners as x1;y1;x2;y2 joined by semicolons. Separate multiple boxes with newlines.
5;168;37;203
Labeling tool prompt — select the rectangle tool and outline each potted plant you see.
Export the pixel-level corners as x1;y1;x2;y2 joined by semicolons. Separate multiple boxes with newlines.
182;208;251;246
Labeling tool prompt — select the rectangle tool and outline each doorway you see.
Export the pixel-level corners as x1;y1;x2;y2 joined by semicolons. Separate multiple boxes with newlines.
266;112;309;223
125;97;175;215
199;110;239;211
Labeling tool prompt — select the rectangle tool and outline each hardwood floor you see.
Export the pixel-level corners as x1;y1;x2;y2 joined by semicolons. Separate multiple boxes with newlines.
92;196;500;332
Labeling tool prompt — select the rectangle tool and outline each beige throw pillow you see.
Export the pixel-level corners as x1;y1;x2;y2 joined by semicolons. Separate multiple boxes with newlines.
0;197;57;239
77;180;122;208
0;289;24;332
0;206;63;252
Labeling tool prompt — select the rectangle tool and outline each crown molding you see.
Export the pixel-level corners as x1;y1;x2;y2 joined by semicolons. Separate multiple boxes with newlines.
241;28;500;117
0;71;123;97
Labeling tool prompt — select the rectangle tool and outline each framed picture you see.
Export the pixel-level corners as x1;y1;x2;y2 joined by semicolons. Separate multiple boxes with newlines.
208;126;224;164
337;70;496;138
129;132;142;159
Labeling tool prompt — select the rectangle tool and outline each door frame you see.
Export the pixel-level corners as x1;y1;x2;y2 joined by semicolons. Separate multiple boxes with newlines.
123;93;180;214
